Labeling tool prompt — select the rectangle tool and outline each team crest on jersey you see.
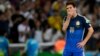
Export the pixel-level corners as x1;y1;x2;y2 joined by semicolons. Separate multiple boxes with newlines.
76;21;80;27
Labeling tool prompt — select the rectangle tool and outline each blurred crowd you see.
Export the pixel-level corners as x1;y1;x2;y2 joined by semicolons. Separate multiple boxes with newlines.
0;0;100;52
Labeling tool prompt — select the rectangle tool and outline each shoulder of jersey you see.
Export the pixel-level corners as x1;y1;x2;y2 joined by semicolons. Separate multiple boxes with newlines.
78;14;84;18
29;40;37;45
78;14;90;24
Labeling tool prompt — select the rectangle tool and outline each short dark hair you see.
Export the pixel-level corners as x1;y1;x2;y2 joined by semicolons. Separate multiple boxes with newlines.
66;1;77;7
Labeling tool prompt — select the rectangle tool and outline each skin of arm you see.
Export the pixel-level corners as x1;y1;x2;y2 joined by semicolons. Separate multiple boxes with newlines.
62;16;71;32
77;26;94;48
83;27;94;43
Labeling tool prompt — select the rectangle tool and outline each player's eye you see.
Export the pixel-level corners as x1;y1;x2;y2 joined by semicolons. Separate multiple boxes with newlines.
66;7;72;10
69;7;72;9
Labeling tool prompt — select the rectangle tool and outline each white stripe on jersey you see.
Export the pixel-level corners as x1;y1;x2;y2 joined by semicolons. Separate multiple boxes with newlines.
81;28;85;40
83;51;85;56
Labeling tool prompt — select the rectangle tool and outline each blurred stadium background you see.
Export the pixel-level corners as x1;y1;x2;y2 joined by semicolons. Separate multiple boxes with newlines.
0;0;100;56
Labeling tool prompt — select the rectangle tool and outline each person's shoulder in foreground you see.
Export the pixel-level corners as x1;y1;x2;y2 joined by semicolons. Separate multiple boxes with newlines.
25;37;39;56
0;29;9;56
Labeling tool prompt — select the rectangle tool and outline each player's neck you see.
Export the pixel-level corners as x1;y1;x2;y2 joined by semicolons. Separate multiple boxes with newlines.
73;12;78;18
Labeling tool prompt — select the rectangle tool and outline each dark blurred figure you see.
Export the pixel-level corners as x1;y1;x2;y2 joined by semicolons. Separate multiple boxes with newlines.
84;0;96;14
9;6;25;43
9;0;20;7
0;10;9;37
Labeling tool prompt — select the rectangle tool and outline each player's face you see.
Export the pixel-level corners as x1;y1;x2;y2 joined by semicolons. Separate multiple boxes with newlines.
66;5;76;16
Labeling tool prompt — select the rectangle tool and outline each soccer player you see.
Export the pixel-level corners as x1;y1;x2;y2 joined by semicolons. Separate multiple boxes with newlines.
25;36;39;56
62;1;94;56
0;29;9;56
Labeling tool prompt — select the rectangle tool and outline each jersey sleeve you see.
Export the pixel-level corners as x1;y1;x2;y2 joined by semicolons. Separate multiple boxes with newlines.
82;17;91;29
